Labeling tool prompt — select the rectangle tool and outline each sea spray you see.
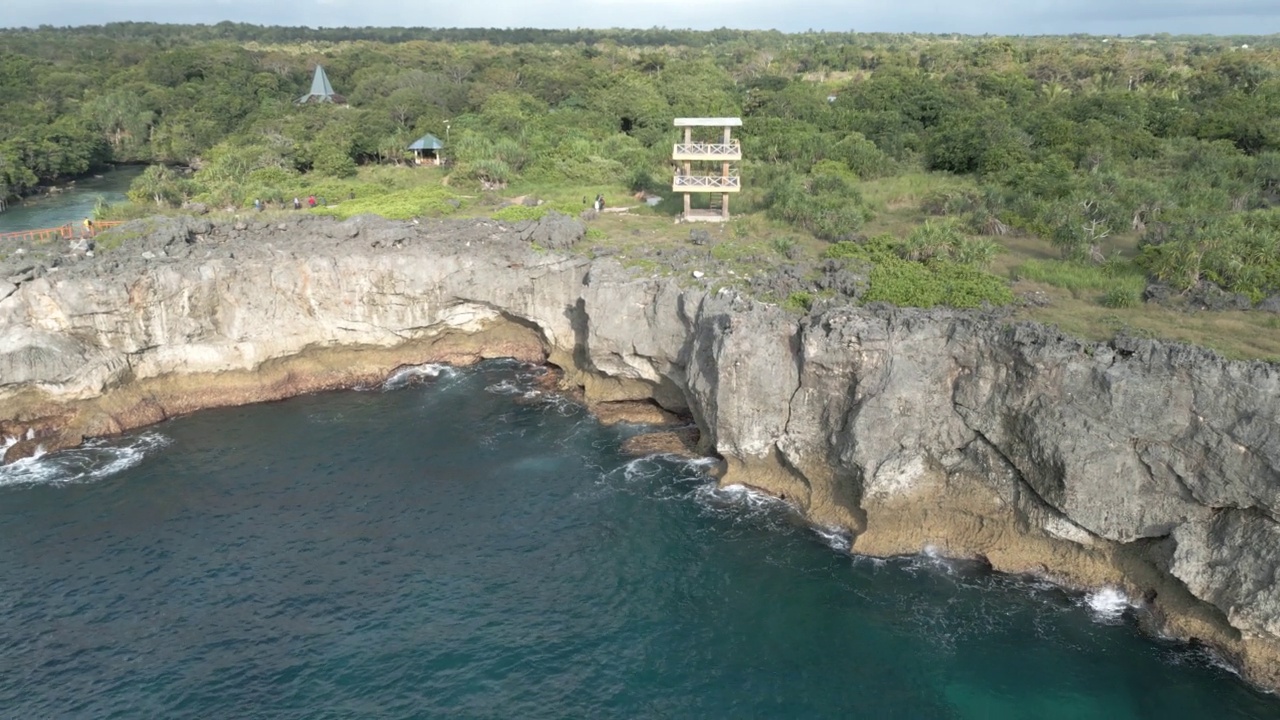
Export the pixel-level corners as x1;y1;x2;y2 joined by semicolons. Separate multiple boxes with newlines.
0;432;169;488
381;362;457;390
1085;586;1132;623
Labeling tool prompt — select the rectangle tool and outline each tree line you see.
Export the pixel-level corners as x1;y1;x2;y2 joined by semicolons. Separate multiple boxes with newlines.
2;25;1280;299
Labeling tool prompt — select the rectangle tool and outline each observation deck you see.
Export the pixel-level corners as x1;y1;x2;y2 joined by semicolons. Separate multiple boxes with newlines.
672;174;741;192
672;117;743;222
672;141;741;162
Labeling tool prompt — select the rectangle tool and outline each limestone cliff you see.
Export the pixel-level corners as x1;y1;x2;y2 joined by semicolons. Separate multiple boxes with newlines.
2;214;1279;688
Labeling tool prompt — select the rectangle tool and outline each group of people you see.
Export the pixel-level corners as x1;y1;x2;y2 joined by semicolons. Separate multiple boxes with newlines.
586;193;605;212
252;196;324;212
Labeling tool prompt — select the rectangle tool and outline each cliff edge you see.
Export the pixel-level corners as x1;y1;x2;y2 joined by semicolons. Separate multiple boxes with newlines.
3;214;1279;688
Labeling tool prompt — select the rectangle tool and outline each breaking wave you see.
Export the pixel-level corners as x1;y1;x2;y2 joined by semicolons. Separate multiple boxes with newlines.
0;432;170;488
382;363;457;390
813;525;852;552
1084;586;1132;623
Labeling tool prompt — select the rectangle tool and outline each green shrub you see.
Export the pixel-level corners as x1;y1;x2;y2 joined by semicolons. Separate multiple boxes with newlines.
1102;286;1142;309
764;166;873;241
1136;210;1280;301
920;189;981;217
824;234;900;263
823;235;1013;308
784;291;814;312
863;258;1013;308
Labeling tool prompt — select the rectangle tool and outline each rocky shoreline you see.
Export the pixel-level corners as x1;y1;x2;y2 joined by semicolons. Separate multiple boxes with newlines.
2;213;1279;690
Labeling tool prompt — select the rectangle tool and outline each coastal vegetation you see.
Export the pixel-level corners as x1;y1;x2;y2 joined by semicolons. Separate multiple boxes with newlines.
2;24;1280;356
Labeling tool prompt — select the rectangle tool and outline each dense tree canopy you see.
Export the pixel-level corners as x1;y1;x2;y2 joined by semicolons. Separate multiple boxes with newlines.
3;24;1280;298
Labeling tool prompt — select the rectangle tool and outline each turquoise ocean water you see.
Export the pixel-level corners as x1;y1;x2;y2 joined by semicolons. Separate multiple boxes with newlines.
0;166;141;233
1;361;1276;718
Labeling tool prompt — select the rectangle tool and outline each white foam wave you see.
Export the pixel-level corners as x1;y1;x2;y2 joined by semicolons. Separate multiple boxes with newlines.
694;482;793;513
0;432;169;488
899;545;988;578
620;457;665;483
484;379;523;395
382;363;456;390
1084;586;1131;622
680;456;719;470
813;525;852;552
536;393;581;417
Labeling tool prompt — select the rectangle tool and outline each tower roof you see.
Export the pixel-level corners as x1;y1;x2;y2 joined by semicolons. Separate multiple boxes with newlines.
298;65;345;104
673;117;742;127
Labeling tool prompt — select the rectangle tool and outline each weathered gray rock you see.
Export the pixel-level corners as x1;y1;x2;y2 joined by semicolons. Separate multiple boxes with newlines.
2;214;1280;687
1172;510;1280;638
1188;282;1254;311
515;211;584;250
814;258;869;300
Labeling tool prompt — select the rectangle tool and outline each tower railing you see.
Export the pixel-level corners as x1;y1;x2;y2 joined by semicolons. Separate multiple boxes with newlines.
672;141;741;158
672;175;741;190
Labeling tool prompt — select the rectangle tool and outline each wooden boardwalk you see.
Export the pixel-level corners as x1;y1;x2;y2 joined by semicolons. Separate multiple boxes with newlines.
0;221;125;245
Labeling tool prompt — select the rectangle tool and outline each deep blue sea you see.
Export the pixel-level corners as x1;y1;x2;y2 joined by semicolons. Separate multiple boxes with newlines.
2;361;1277;719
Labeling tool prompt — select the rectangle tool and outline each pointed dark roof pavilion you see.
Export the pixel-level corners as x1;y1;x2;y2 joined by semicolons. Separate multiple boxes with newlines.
297;65;345;105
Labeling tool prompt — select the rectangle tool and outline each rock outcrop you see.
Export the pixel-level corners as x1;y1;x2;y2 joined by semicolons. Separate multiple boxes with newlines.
2;214;1279;688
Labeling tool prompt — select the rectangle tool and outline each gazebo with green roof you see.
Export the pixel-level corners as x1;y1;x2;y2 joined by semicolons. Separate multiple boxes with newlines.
408;133;445;166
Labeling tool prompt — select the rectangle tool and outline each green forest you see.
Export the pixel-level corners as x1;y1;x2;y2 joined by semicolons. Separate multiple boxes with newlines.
2;24;1280;356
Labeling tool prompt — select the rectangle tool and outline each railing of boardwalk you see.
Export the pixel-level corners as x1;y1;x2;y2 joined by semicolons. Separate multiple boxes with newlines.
0;220;125;245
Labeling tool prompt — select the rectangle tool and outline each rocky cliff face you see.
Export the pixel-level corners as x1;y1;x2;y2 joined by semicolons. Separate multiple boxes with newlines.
3;214;1279;687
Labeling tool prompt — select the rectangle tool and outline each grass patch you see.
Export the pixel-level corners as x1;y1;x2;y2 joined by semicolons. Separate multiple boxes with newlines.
859;171;975;212
497;182;635;212
1019;293;1280;362
94;217;167;251
1014;258;1147;303
311;184;463;220
489;201;584;222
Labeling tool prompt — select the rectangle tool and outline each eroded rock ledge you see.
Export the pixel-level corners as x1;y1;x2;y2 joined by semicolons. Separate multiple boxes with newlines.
2;214;1279;689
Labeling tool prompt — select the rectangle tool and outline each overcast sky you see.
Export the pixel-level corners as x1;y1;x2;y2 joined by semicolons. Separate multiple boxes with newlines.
3;0;1279;36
